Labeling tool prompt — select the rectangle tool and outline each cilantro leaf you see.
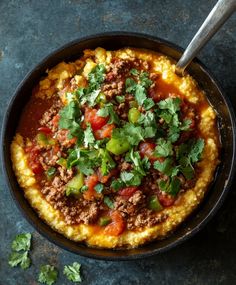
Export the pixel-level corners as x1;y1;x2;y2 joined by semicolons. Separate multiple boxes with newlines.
143;98;155;110
75;64;106;107
38;265;58;285
128;149;150;176
120;171;134;182
180;119;192;131
176;139;204;180
130;68;139;76
111;179;125;191
126;72;153;108
154;158;179;176
158;98;181;114
104;196;114;209
159;177;181;196
67;148;100;175
86;89;101;107
135;84;146;106
84;124;95;147
116;95;125;103
88;64;106;90
180;165;194;180
168;125;180;143
11;233;31;252
155;138;173;157
97;103;120;125
97;107;109;117
139;71;153;88
63;262;82;283
112;123;144;146
8;251;31;270
94;183;104;193
189;138;205;163
99;148;116;176
59;101;83;141
120;170;142;186
126;78;137;93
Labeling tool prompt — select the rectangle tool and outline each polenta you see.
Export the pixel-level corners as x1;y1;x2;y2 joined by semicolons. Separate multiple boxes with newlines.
11;48;220;248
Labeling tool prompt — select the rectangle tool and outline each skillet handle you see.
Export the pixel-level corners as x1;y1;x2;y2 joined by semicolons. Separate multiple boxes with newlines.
175;0;236;75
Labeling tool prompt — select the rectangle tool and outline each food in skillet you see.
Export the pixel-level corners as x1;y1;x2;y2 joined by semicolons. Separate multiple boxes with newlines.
11;47;220;248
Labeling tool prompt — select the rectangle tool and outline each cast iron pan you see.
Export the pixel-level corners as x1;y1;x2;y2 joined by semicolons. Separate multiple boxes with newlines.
1;32;236;260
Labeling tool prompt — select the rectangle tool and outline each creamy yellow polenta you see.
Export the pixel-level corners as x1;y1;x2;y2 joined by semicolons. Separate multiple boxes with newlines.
11;48;219;248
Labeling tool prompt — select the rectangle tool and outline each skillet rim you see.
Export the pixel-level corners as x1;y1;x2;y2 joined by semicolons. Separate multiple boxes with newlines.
1;31;236;261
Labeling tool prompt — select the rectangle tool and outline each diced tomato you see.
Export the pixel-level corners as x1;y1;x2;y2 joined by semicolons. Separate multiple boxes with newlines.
37;127;52;134
83;174;99;200
157;191;175;207
94;124;115;140
118;187;138;198
104;210;125;236
97;168;119;184
25;145;43;174
52;114;60;127
84;108;108;131
139;142;157;162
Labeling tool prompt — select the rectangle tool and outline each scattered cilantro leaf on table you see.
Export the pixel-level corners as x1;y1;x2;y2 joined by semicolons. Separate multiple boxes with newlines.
11;233;31;252
8;232;32;270
38;265;58;285
8;251;31;269
63;262;82;283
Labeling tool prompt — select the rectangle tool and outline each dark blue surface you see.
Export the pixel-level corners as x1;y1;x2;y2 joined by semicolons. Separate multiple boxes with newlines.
0;1;236;284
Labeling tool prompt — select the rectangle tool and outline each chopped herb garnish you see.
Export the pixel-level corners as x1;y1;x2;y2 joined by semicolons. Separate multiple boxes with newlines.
94;183;104;193
97;103;120;125
115;95;125;103
59;101;83;142
125;71;153;109
84;123;95;147
99;148;116;176
111;179;125;191
154;138;173;158
153;158;179;177
104;196;114;209
159;177;181;196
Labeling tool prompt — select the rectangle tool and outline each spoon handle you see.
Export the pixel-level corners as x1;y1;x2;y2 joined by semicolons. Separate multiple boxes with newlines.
175;0;236;75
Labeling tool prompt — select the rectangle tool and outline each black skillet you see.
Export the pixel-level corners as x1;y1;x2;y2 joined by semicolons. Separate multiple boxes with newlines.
1;31;236;260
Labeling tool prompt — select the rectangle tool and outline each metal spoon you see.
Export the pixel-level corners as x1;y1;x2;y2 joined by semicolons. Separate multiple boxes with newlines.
175;0;236;76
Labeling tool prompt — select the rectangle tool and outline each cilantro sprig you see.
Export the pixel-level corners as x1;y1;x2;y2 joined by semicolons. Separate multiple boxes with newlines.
8;233;32;270
63;262;82;283
125;70;154;110
38;265;58;285
97;103;120;125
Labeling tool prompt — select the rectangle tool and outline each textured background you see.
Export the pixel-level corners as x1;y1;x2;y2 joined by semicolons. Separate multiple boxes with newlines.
0;0;236;284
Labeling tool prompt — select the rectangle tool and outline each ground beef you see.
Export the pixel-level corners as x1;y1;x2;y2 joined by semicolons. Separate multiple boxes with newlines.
39;149;62;170
57;166;74;183
127;209;168;230
39;99;62;129
114;190;146;217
